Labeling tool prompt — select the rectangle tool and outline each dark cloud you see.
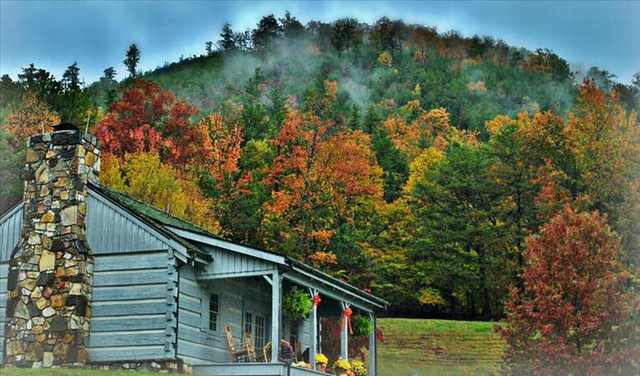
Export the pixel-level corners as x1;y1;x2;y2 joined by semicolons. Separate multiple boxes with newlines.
1;0;638;84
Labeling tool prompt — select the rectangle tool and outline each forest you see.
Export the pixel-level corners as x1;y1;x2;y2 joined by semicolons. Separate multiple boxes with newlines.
1;12;638;358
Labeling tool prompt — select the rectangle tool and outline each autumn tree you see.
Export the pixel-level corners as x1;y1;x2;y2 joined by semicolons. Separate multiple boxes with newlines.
197;113;243;185
101;152;221;234
95;80;211;167
262;111;382;270
0;93;60;211
2;92;60;142
500;206;637;374
565;80;640;265
384;107;451;160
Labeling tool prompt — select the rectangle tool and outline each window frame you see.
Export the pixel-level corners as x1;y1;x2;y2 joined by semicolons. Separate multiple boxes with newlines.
244;310;253;341
255;314;266;351
201;292;222;334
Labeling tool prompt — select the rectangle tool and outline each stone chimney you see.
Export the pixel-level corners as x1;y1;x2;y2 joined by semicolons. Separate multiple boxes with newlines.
4;124;99;368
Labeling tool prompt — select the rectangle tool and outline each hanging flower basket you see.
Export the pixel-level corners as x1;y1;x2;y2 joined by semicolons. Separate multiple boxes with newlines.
282;287;313;321
351;315;372;337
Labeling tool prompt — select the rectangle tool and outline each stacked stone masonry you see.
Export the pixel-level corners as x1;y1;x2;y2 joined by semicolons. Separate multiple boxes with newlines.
4;127;99;368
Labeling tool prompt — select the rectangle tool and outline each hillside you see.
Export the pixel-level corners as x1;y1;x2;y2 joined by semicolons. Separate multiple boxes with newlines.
1;13;638;323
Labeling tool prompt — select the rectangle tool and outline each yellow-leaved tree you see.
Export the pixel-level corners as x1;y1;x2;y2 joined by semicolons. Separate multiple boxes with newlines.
102;152;221;234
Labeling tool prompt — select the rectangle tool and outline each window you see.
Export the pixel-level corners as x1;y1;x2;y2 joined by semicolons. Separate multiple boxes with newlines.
255;315;266;350
209;294;219;331
244;311;253;339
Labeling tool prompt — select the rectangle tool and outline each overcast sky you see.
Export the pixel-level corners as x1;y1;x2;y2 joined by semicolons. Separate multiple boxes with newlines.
1;0;638;84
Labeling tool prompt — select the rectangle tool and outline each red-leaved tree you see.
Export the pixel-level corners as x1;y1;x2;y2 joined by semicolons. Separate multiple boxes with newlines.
95;80;212;167
500;205;638;375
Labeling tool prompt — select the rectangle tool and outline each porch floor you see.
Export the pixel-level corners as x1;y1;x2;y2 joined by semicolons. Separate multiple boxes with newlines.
192;362;328;376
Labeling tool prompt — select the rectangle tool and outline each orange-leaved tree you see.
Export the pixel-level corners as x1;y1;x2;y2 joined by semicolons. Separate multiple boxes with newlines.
2;92;60;144
262;110;383;265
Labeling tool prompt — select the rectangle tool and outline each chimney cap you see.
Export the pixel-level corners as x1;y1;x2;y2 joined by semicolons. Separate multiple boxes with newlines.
53;122;79;131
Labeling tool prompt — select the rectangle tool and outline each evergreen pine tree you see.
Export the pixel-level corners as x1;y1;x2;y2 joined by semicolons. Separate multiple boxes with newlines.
124;43;140;77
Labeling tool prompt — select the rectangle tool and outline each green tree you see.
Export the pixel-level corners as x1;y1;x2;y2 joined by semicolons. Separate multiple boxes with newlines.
218;23;236;51
124;43;141;77
205;41;214;55
280;11;304;39
99;67;119;108
252;15;281;53
330;18;362;52
0;130;23;212
62;62;81;91
408;142;510;319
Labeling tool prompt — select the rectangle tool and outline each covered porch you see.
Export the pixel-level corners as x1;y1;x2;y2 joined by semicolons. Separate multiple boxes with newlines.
173;228;386;376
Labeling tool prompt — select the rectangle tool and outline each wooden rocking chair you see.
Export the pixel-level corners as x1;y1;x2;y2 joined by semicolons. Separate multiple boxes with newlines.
224;324;256;362
244;331;257;361
262;339;295;363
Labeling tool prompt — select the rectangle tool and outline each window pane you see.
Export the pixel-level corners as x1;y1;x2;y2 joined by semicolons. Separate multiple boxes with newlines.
255;315;265;350
209;294;219;331
244;312;253;338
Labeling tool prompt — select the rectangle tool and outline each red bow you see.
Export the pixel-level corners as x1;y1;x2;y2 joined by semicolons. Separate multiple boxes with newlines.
342;306;353;335
313;294;322;307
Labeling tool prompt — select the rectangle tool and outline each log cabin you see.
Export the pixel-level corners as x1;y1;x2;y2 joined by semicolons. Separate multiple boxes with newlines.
0;124;387;375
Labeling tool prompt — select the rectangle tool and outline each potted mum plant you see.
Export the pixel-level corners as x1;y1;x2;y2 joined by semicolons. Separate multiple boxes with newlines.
333;358;353;376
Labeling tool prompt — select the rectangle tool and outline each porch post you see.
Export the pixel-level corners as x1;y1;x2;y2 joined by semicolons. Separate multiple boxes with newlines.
271;270;281;363
309;288;318;369
369;312;377;376
340;301;349;360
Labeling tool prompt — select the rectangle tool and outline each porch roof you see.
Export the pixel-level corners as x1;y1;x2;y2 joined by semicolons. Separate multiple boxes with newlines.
168;226;388;311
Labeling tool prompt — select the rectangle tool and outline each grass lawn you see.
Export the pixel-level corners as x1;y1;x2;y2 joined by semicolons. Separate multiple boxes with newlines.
2;319;504;376
0;369;160;376
378;318;505;376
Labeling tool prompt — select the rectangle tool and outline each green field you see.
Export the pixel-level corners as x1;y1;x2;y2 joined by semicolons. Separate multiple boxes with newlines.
378;318;505;376
1;319;505;376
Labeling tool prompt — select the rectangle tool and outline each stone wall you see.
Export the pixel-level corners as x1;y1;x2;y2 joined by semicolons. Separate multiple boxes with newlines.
4;126;99;368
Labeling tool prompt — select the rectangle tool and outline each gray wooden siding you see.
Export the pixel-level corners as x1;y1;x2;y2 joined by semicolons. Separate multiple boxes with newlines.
177;265;273;365
197;244;277;279
0;190;180;261
0;262;8;363
87;192;176;254
88;250;175;362
0;204;22;262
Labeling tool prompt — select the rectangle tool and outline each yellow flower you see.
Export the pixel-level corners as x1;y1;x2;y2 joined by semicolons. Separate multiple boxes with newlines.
334;358;352;370
315;353;328;364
